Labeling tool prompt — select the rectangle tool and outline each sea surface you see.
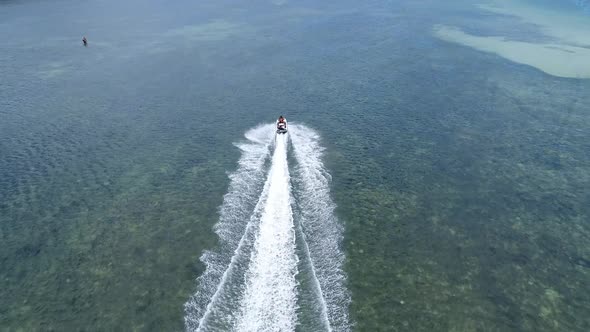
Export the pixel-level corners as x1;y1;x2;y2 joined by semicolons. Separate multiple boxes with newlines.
1;0;589;331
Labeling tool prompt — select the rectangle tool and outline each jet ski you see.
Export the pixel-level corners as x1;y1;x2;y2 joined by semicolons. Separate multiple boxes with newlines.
276;116;287;134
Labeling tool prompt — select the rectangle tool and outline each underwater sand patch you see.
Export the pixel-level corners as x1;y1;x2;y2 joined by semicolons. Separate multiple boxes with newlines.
433;0;590;79
270;0;288;6
433;25;590;79
479;1;590;47
163;20;242;42
37;62;69;79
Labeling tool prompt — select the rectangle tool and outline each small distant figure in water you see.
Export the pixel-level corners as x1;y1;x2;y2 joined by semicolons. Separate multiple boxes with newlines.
82;36;87;47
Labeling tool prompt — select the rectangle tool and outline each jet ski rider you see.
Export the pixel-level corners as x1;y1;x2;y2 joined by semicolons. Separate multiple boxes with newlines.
277;115;287;131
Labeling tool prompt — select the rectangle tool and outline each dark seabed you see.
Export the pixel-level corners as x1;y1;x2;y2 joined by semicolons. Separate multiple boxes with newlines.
1;0;589;331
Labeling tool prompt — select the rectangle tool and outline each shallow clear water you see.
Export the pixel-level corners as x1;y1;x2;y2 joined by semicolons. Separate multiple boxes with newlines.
1;0;589;331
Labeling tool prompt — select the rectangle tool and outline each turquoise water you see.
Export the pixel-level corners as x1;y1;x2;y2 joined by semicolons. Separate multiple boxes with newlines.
1;0;590;330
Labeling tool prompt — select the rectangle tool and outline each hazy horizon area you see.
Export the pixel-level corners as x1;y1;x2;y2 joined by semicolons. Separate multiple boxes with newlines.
1;0;589;331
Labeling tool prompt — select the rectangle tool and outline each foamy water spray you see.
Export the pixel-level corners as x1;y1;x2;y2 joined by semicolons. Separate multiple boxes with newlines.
290;124;351;331
184;124;275;331
184;123;349;331
236;133;299;331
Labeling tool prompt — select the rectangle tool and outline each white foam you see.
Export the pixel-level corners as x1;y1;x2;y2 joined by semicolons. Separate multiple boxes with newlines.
185;124;350;331
184;124;275;331
235;133;300;331
290;124;351;331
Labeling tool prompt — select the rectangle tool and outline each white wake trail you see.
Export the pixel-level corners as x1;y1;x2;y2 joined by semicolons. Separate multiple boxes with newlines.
185;124;350;332
290;124;351;332
235;133;299;331
184;124;275;331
